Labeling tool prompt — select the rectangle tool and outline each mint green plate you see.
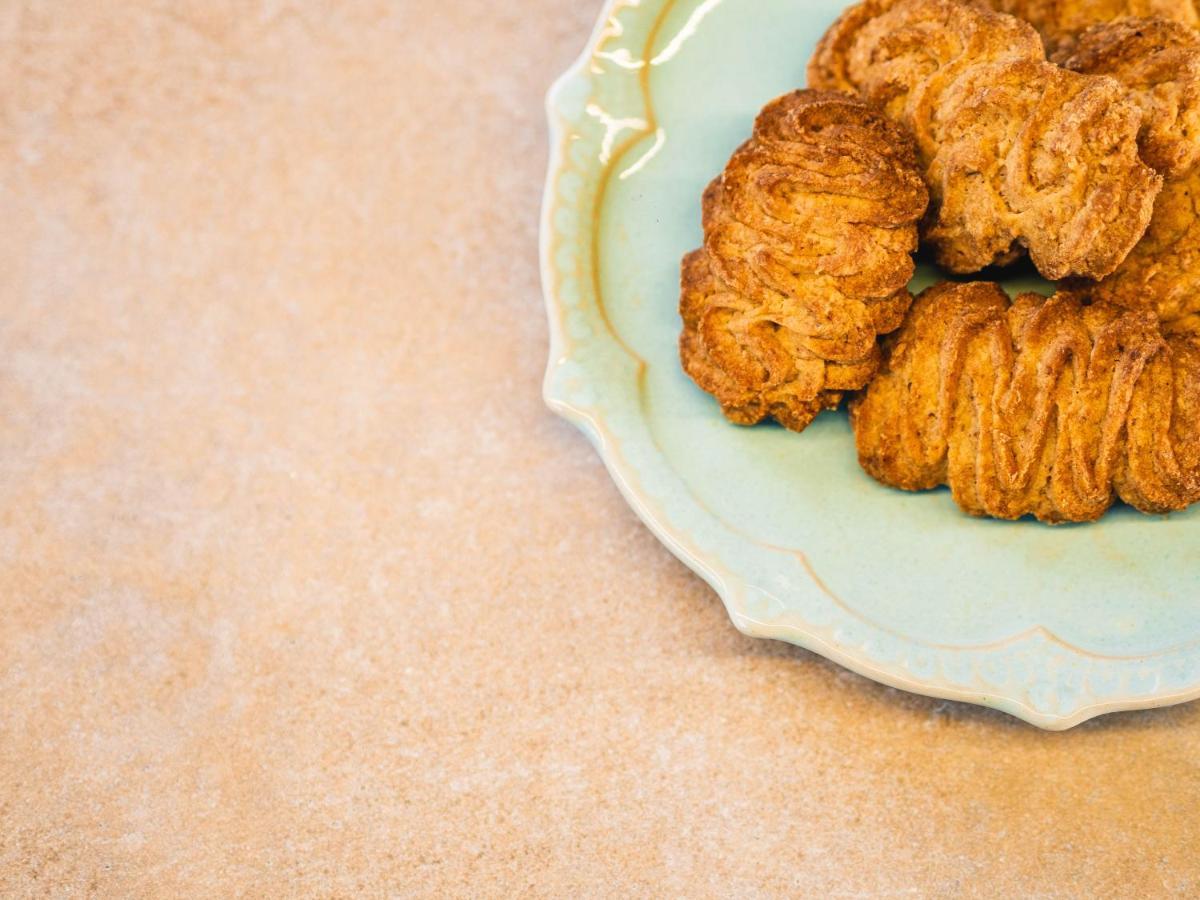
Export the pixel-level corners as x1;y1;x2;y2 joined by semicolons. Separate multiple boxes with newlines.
540;0;1200;729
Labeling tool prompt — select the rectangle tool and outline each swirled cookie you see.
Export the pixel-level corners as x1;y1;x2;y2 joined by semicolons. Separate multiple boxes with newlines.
982;0;1199;55
808;0;1162;280
1059;17;1200;178
1063;18;1200;324
679;90;928;432
1088;168;1200;324
1053;17;1200;332
850;282;1200;522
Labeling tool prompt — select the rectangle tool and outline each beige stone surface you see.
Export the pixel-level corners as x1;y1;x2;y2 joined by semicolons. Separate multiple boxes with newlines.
2;0;1199;896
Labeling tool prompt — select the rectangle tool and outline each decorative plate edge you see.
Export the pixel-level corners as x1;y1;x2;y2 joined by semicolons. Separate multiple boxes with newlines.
537;0;1200;730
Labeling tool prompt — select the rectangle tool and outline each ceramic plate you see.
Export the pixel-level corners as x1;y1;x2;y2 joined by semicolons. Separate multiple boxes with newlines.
540;0;1200;729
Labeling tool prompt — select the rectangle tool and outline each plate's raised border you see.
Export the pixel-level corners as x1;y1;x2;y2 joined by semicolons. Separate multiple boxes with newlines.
538;0;1200;729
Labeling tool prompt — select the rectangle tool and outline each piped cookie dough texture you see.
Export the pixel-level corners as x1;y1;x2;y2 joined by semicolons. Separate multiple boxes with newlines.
680;90;928;432
809;0;1162;280
850;282;1200;523
982;0;1199;55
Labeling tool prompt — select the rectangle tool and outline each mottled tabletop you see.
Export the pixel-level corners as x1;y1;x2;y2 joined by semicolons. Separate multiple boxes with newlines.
2;1;1198;895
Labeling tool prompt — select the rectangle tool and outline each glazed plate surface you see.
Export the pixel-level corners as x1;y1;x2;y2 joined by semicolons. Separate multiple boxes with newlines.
540;0;1200;729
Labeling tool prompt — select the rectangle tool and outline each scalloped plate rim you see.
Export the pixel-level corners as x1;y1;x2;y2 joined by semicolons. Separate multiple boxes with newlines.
537;0;1200;730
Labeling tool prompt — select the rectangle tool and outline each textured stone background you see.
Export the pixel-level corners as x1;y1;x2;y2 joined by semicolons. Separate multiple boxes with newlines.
2;1;1198;895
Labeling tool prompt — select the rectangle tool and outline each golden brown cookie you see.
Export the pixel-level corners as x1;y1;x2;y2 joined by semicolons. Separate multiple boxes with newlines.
850;282;1200;523
808;0;1162;280
1059;17;1200;177
1088;165;1200;323
1062;18;1200;327
679;90;928;432
982;0;1199;56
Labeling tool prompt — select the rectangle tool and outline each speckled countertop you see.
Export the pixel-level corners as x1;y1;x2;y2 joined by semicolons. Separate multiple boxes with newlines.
1;1;1198;895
